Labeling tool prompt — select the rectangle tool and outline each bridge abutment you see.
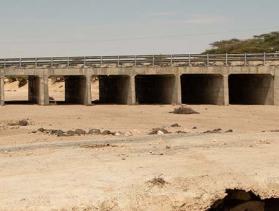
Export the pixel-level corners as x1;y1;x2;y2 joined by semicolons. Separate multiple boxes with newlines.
275;71;279;105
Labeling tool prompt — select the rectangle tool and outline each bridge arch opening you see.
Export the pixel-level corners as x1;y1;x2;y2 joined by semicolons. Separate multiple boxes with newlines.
3;76;39;104
229;74;274;105
135;74;175;104
48;75;87;105
92;75;130;104
181;74;225;105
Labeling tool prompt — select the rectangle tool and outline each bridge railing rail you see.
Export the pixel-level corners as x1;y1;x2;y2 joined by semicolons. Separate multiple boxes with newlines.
0;53;279;68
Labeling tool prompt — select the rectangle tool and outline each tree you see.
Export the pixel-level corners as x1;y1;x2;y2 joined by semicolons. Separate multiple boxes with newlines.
204;31;279;54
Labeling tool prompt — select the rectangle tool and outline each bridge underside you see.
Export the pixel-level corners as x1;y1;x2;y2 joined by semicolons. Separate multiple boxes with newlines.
135;75;175;104
99;75;130;104
229;74;274;105
181;74;225;105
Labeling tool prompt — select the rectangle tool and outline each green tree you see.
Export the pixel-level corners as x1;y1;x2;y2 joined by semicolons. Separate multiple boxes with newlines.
204;31;279;54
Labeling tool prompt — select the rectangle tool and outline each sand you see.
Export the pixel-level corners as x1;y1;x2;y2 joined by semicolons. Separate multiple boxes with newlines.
0;83;279;210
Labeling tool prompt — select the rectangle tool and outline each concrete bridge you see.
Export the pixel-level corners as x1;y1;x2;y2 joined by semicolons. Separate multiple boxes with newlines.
0;53;279;106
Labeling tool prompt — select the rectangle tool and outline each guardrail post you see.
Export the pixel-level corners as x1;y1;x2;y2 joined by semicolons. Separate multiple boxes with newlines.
51;57;53;68
225;53;228;66
152;55;155;67
100;56;103;65
170;54;173;66
83;56;86;67
35;58;38;68
134;55;137;66
67;57;70;68
188;53;191;66
206;54;209;66
244;53;247;66
263;52;266;65
19;58;22;68
3;59;6;69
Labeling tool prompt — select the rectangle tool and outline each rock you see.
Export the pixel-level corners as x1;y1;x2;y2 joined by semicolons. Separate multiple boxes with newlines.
66;130;76;136
37;128;46;133
171;123;181;128
18;120;29;126
88;129;101;135
101;130;113;135
176;131;188;134
55;130;65;137
225;129;233;133
114;132;122;136
75;129;86;136
149;128;170;135
230;201;264;211
192;126;197;130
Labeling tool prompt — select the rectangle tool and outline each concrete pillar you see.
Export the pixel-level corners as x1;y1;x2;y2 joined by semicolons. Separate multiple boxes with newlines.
0;77;4;106
174;74;182;104
223;74;229;106
128;75;136;105
28;76;49;105
65;76;91;105
274;70;279;105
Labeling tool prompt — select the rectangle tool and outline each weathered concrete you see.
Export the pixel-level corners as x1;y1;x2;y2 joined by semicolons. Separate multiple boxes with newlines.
229;74;274;105
0;65;278;106
28;76;48;105
181;74;225;105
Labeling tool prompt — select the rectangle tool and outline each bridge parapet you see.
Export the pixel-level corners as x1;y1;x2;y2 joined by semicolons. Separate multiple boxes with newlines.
1;53;279;69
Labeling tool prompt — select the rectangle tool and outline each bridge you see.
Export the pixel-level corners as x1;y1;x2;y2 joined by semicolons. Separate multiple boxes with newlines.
0;53;278;106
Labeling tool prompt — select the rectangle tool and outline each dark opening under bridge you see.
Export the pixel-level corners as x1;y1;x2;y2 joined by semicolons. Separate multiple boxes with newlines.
0;53;278;106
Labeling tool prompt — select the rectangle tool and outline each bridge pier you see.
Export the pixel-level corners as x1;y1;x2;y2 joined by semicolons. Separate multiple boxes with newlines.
0;77;4;106
28;76;49;105
65;76;91;105
128;75;136;105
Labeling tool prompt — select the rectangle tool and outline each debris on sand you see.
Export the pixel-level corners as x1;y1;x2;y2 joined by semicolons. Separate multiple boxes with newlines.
149;128;170;135
171;105;199;115
88;129;101;135
8;119;29;127
170;123;181;128
203;128;222;134
207;189;279;211
80;144;117;149
36;128;128;137
147;176;168;188
176;130;188;134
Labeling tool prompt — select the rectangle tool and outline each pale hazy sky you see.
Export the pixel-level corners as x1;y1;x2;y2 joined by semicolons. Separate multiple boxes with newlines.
0;0;278;57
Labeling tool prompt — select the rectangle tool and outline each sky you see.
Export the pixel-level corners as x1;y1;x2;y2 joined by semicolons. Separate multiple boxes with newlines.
0;0;278;57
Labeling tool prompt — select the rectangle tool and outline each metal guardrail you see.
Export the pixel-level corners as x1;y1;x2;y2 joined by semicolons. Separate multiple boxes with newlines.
0;53;279;68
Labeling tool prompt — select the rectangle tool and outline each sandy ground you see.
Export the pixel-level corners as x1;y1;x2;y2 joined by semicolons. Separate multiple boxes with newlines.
0;83;279;210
